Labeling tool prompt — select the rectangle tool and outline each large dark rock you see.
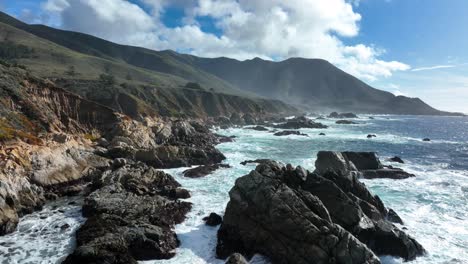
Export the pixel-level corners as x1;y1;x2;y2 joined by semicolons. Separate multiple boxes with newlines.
64;163;192;263
336;120;358;124
245;125;269;131
273;130;308;137
389;156;405;164
183;164;231;178
225;253;248;264
315;151;415;180
217;158;425;263
203;212;223;226
240;159;274;166
274;116;328;129
329;112;358;118
216;161;381;264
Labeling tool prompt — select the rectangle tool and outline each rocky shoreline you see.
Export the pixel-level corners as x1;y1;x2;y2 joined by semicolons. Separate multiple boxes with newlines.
1;107;428;263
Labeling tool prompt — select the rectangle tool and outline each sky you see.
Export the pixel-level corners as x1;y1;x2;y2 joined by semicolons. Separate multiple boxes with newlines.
1;0;468;113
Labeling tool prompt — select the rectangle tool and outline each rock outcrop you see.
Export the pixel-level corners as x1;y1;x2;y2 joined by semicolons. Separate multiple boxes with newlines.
315;151;415;180
336;120;358;124
203;212;223;226
274;116;328;129
328;112;359;118
273;130;308;137
64;161;191;263
217;158;425;263
183;164;231;178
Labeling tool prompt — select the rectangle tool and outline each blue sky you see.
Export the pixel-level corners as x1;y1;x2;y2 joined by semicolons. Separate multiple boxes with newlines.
2;0;468;113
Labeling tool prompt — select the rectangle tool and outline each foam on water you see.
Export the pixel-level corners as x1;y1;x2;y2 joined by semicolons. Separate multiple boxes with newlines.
0;197;85;264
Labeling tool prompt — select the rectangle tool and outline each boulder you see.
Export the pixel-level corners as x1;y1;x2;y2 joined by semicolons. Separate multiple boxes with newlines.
203;212;223;226
225;253;248;264
315;151;415;180
217;160;425;263
183;164;231;178
319;132;326;136
422;138;431;142
389;156;405;164
245;126;269;131
273;130;308;137
328;112;358;118
336;120;358;124
367;134;377;138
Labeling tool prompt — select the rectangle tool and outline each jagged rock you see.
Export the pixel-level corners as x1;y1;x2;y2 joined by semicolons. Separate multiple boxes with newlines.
96;138;110;147
225;253;248;264
243;113;257;125
217;159;425;263
65;163;192;263
245;126;269;131
203;212;223;226
230;113;244;126
215;134;236;143
273;130;308;136
336;120;358;124
240;159;274;166
315;151;414;180
274;116;328;129
217;161;381;263
183;164;231;178
387;208;404;224
389;156;405;164
329;112;358;118
422;138;431;142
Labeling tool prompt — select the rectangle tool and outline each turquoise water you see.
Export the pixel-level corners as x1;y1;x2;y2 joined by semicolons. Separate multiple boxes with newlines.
149;115;468;264
1;115;467;263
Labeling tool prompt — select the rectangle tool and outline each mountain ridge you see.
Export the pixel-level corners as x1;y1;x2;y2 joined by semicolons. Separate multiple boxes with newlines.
0;11;461;116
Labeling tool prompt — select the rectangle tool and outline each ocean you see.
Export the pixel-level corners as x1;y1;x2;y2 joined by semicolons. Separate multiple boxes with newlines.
1;115;467;264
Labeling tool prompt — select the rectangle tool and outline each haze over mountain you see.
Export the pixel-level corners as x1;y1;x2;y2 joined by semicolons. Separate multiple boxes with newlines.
0;11;459;116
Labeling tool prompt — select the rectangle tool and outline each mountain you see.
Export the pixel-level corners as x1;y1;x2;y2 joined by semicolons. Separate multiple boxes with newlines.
181;56;459;115
0;11;459;116
0;12;295;119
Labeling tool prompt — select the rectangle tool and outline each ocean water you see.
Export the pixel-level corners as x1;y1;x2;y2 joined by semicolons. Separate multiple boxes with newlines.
1;115;468;264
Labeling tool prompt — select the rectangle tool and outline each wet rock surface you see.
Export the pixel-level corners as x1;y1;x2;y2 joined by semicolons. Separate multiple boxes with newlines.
273;130;308;137
217;157;425;263
389;156;405;164
273;116;328;129
328;112;359;118
64;161;192;263
336;120;359;124
183;164;231;178
203;212;223;226
315;151;415;180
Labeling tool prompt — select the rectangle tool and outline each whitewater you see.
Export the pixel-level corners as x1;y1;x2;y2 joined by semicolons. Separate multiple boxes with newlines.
1;115;467;264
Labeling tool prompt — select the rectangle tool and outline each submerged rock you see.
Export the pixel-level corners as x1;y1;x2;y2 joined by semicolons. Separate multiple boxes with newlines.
203;213;223;226
389;156;405;164
422;138;431;142
336;120;358;124
319;132;326;136
217;158;425;263
328;112;358;118
240;159;274;166
183;164;231;178
273;130;308;137
367;134;377;138
245;126;269;131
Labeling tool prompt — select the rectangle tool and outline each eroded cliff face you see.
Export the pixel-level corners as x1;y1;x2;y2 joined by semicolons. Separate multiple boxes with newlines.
0;64;225;241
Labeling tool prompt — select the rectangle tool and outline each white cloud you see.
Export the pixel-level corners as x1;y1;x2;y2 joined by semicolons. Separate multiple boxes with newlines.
41;0;410;81
411;65;456;72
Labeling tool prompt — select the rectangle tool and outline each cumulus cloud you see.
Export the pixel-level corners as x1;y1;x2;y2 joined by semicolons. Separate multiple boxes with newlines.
41;0;410;81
